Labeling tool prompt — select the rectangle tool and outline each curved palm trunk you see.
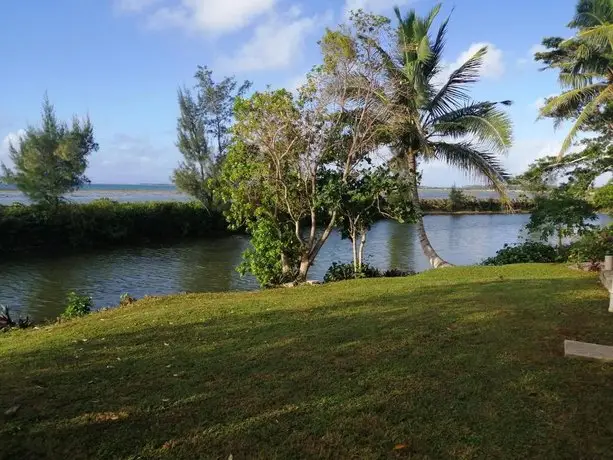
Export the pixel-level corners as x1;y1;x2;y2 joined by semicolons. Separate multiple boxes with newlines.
407;152;452;268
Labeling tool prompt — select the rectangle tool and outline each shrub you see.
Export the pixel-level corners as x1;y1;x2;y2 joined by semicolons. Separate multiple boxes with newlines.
526;192;597;247
61;292;93;319
482;242;563;266
324;262;415;283
382;268;416;278
448;186;467;212
593;183;613;215
419;198;532;213
324;262;380;283
569;226;613;269
119;293;137;306
0;200;229;255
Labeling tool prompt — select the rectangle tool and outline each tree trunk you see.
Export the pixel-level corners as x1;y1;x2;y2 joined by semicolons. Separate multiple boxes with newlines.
358;231;366;271
407;152;452;268
297;253;310;282
351;233;358;274
281;252;292;276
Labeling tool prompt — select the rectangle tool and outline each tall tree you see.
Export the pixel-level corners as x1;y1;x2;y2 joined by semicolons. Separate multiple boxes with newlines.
172;67;250;207
1;95;98;207
356;4;513;267
194;66;251;159
172;87;213;206
218;13;389;285
536;0;613;155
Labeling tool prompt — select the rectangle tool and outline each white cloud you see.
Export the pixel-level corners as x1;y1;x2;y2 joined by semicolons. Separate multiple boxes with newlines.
517;44;547;67
217;8;329;72
530;44;547;56
452;42;505;79
0;130;25;167
434;42;505;87
119;0;277;34
533;94;557;111
344;0;414;16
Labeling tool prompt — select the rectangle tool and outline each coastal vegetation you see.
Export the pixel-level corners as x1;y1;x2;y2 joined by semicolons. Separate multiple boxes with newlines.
172;67;250;210
0;96;98;208
0;200;226;256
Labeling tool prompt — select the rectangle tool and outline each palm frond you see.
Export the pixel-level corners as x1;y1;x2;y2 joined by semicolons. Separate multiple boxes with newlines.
576;23;613;50
559;84;613;155
432;102;513;152
539;83;607;119
558;71;601;88
428;46;487;117
422;13;450;81
432;141;510;199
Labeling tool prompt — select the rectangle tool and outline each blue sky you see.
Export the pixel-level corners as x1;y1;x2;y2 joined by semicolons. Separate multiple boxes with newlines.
0;0;578;185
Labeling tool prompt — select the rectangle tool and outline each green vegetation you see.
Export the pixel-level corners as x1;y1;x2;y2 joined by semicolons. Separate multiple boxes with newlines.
323;261;414;282
569;225;613;268
2;265;613;459
420;197;532;213
0;200;227;255
172;67;250;209
536;0;612;155
482;242;565;266
527;190;597;248
61;292;93;319
0;96;98;207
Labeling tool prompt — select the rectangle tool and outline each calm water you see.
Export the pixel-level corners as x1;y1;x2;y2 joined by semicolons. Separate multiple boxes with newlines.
2;214;541;320
0;184;521;205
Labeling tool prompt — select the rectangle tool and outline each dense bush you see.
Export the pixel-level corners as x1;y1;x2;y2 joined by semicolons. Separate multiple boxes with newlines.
420;198;533;213
61;292;93;319
569;226;613;269
481;242;563;266
324;262;414;283
0;199;228;255
593;183;613;215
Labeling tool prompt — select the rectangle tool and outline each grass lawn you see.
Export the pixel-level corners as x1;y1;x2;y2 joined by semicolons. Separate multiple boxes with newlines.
2;264;613;459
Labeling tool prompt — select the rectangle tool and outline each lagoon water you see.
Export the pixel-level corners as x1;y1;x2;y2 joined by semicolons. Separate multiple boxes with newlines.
2;184;602;321
2;214;538;320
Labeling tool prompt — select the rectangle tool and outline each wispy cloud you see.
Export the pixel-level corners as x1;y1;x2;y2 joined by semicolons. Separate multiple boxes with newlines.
116;0;277;35
217;7;332;72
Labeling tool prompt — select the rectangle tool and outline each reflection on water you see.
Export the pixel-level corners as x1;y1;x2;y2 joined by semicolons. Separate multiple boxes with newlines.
2;213;606;320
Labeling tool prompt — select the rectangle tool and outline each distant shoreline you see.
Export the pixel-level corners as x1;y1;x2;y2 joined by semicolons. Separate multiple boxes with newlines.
0;184;519;192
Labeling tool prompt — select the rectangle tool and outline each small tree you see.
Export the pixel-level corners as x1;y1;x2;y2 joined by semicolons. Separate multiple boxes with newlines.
1;96;98;207
448;185;467;212
328;166;413;273
172;67;250;208
526;188;597;248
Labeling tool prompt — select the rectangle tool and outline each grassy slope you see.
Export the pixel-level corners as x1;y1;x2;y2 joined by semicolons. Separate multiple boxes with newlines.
1;265;613;459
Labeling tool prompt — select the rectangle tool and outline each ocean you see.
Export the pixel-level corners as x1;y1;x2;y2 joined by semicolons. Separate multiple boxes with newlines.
0;184;517;205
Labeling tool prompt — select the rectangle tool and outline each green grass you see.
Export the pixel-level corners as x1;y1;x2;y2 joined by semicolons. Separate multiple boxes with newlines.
2;265;613;459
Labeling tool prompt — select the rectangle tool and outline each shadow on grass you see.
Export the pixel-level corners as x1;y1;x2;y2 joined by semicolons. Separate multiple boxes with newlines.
1;276;613;459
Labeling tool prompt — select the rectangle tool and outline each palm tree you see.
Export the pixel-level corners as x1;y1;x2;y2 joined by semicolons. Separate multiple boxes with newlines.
366;5;513;267
538;0;613;155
